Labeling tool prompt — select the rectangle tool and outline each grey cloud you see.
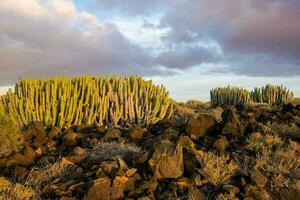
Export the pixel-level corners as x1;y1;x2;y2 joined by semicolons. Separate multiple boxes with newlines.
155;46;221;69
0;1;162;85
160;0;300;76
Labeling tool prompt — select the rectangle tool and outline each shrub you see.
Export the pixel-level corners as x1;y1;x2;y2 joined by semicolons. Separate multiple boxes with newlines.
0;105;24;158
0;75;174;129
246;132;283;152
251;84;294;106
88;142;142;163
0;176;36;200
210;86;252;107
198;152;238;186
253;147;299;190
25;158;76;194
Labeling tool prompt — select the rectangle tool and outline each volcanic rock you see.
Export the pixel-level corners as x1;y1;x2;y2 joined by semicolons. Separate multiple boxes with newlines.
186;113;216;139
148;139;184;179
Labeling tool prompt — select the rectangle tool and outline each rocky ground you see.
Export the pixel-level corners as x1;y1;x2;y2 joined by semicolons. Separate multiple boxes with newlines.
0;102;300;200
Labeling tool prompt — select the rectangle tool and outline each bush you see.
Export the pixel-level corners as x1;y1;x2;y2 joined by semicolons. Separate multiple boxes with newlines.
0;75;174;129
88;142;142;163
0;106;24;158
0;176;36;200
246;132;283;152
253;147;299;190
198;152;238;186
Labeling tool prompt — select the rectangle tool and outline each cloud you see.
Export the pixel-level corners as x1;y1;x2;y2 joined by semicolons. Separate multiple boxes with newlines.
0;0;159;85
155;46;221;69
161;0;300;76
89;0;174;16
92;0;300;76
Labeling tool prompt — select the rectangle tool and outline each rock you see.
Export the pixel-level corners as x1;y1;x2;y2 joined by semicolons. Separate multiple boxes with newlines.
65;147;88;164
161;128;180;141
245;185;270;200
223;184;240;194
183;147;199;175
63;130;77;147
48;127;60;141
129;125;145;139
13;166;28;179
187;188;205;200
111;176;129;199
23;122;47;147
186;113;216;139
178;136;195;149
6;143;36;167
223;106;239;124
96;126;107;134
32;129;47;148
251;169;268;187
125;168;137;177
213;137;229;152
148;139;184;179
222;122;240;137
102;128;121;142
175;178;194;190
84;177;111;200
100;160;119;176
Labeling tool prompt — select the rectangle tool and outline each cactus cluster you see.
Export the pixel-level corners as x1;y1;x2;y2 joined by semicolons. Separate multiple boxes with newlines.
251;84;294;106
0;75;174;128
210;84;294;107
210;86;252;107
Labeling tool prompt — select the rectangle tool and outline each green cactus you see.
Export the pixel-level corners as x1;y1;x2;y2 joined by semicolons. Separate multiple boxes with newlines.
251;84;294;106
210;86;252;107
0;75;174;129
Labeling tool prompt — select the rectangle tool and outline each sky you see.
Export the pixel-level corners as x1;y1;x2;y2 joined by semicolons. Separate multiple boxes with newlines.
0;0;300;101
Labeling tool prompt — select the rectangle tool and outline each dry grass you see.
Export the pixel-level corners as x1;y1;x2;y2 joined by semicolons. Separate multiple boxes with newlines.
88;141;142;163
198;152;238;186
25;158;75;194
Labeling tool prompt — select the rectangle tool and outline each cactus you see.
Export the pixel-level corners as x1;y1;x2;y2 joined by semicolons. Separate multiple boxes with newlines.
251;84;294;106
0;75;174;129
210;84;294;107
210;86;252;107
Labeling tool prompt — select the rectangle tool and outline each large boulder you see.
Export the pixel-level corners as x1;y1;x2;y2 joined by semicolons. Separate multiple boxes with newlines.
186;113;216;139
148;139;184;179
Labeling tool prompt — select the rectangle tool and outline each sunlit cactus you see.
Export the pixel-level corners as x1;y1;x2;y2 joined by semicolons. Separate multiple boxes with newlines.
210;86;252;107
251;84;294;106
0;75;174;129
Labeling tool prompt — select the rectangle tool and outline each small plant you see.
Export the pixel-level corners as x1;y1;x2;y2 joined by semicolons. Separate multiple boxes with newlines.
0;176;36;200
88;142;142;163
0;105;24;158
253;147;299;190
198;152;238;186
210;86;252;107
246;132;283;152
